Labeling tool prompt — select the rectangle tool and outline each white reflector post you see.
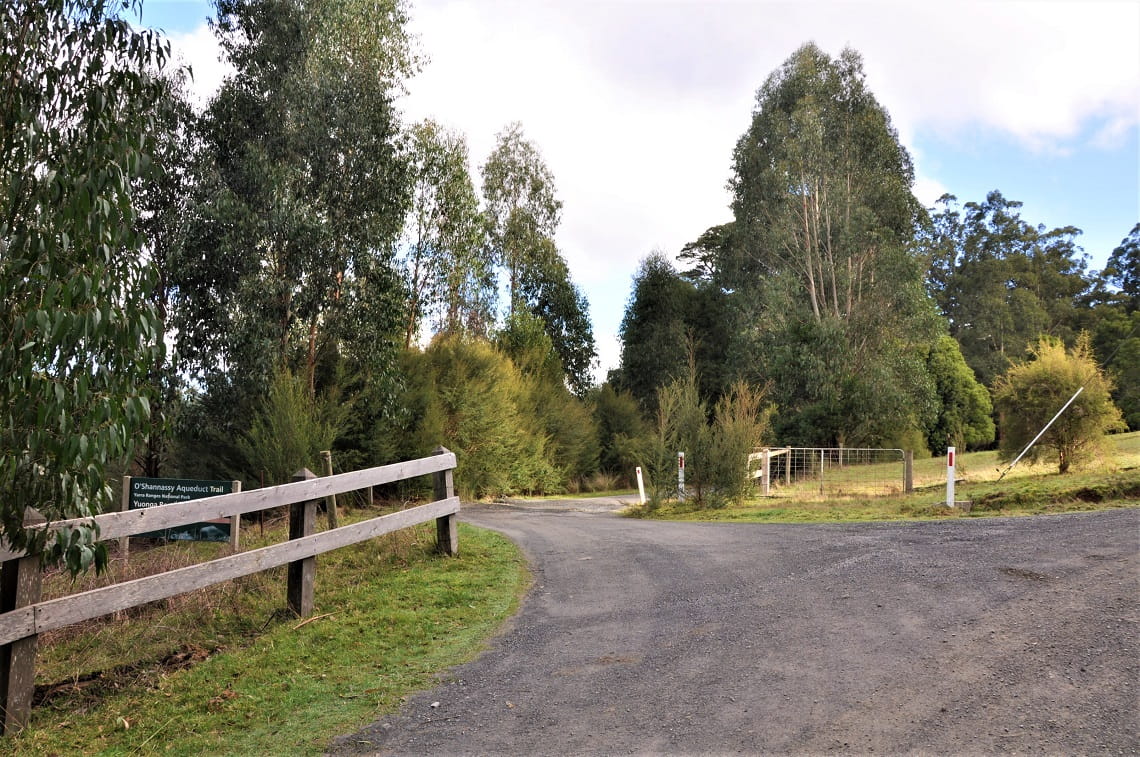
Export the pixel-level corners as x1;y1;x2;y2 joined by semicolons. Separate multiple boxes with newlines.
636;466;646;504
947;446;956;508
677;452;685;497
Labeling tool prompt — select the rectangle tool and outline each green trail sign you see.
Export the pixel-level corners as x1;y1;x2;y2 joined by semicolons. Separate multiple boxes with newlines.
127;477;237;542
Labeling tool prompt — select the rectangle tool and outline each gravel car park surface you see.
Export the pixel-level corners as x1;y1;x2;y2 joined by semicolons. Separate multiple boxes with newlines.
331;504;1140;755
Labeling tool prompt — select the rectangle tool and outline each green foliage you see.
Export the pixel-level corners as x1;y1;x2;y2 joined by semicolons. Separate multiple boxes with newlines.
1103;223;1139;313
638;373;702;506
1107;328;1140;430
236;369;345;485
481;121;562;312
730;43;921;322
496;311;563;381
1;0;169;569
993;334;1125;473
703;382;774;507
402;119;492;345
397;336;560;499
497;312;600;485
481;123;596;394
590;384;648;476
134;69;199;478
177;0;412;399
923;335;995;454
516;242;597;396
669;42;943;448
742;314;937;448
925;191;1092;386
1084;226;1140;429
616;252;699;410
635;368;772;509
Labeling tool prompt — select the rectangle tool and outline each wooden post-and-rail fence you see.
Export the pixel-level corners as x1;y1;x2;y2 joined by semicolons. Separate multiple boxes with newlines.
0;447;460;734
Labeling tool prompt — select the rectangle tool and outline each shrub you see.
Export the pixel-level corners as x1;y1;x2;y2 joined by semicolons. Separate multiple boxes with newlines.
590;383;647;477
993;333;1126;473
237;369;344;485
401;335;559;499
703;382;774;507
635;369;772;508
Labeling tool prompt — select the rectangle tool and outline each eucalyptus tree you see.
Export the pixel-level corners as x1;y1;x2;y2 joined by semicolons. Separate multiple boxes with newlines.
481;122;562;314
617;252;699;410
731;43;921;324
925;191;1091;386
1084;224;1140;429
1104;223;1139;313
724;43;938;446
517;241;596;396
177;0;415;404
401;120;491;346
1;0;169;569
135;70;199;477
480;123;595;393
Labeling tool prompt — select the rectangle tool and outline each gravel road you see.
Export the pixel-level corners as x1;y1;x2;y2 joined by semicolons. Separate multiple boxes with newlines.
330;504;1139;755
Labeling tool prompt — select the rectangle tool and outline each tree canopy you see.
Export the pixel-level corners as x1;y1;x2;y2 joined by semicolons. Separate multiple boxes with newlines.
925;191;1092;386
1;0;173;569
481;124;595;395
700;43;939;447
401;119;491;345
177;0;414;399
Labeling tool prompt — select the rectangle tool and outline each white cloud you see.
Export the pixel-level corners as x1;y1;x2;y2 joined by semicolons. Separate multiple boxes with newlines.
913;175;951;209
154;0;1140;381
397;0;1138;379
167;23;232;108
856;1;1140;151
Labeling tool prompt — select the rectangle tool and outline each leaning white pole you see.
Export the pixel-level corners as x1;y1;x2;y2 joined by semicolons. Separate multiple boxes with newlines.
635;466;646;504
997;386;1085;481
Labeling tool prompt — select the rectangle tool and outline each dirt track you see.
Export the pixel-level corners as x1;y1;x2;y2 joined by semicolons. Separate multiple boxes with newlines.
331;505;1140;755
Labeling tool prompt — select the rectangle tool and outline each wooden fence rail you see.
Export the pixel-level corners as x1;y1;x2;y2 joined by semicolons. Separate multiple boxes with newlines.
0;447;459;734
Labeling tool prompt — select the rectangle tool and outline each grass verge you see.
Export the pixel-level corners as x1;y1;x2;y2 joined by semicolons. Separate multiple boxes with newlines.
5;517;527;756
631;432;1140;523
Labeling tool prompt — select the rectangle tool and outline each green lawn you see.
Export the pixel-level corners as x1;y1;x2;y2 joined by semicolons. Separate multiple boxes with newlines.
5;514;528;756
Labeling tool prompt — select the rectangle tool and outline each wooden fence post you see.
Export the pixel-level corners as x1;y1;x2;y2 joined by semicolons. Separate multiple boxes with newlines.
287;469;317;618
119;476;131;560
229;480;242;551
904;451;914;494
433;447;458;556
0;508;45;734
761;448;771;496
320;451;339;530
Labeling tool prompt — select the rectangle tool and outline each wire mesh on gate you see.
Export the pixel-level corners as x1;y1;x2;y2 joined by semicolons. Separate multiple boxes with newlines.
750;448;907;498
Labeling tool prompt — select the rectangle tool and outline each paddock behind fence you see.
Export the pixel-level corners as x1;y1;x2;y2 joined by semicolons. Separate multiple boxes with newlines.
751;447;913;498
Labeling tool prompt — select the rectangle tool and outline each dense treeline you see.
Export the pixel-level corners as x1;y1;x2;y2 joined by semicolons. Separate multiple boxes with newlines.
147;0;601;499
616;44;1137;468
3;1;1136;565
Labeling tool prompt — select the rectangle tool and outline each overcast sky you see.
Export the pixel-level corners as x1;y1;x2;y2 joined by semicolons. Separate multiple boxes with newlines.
141;0;1140;382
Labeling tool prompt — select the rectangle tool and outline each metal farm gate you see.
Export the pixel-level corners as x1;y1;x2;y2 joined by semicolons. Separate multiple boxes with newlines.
749;447;913;498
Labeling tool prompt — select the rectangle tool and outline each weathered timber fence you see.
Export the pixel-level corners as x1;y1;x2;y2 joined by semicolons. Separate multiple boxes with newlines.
0;447;459;734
